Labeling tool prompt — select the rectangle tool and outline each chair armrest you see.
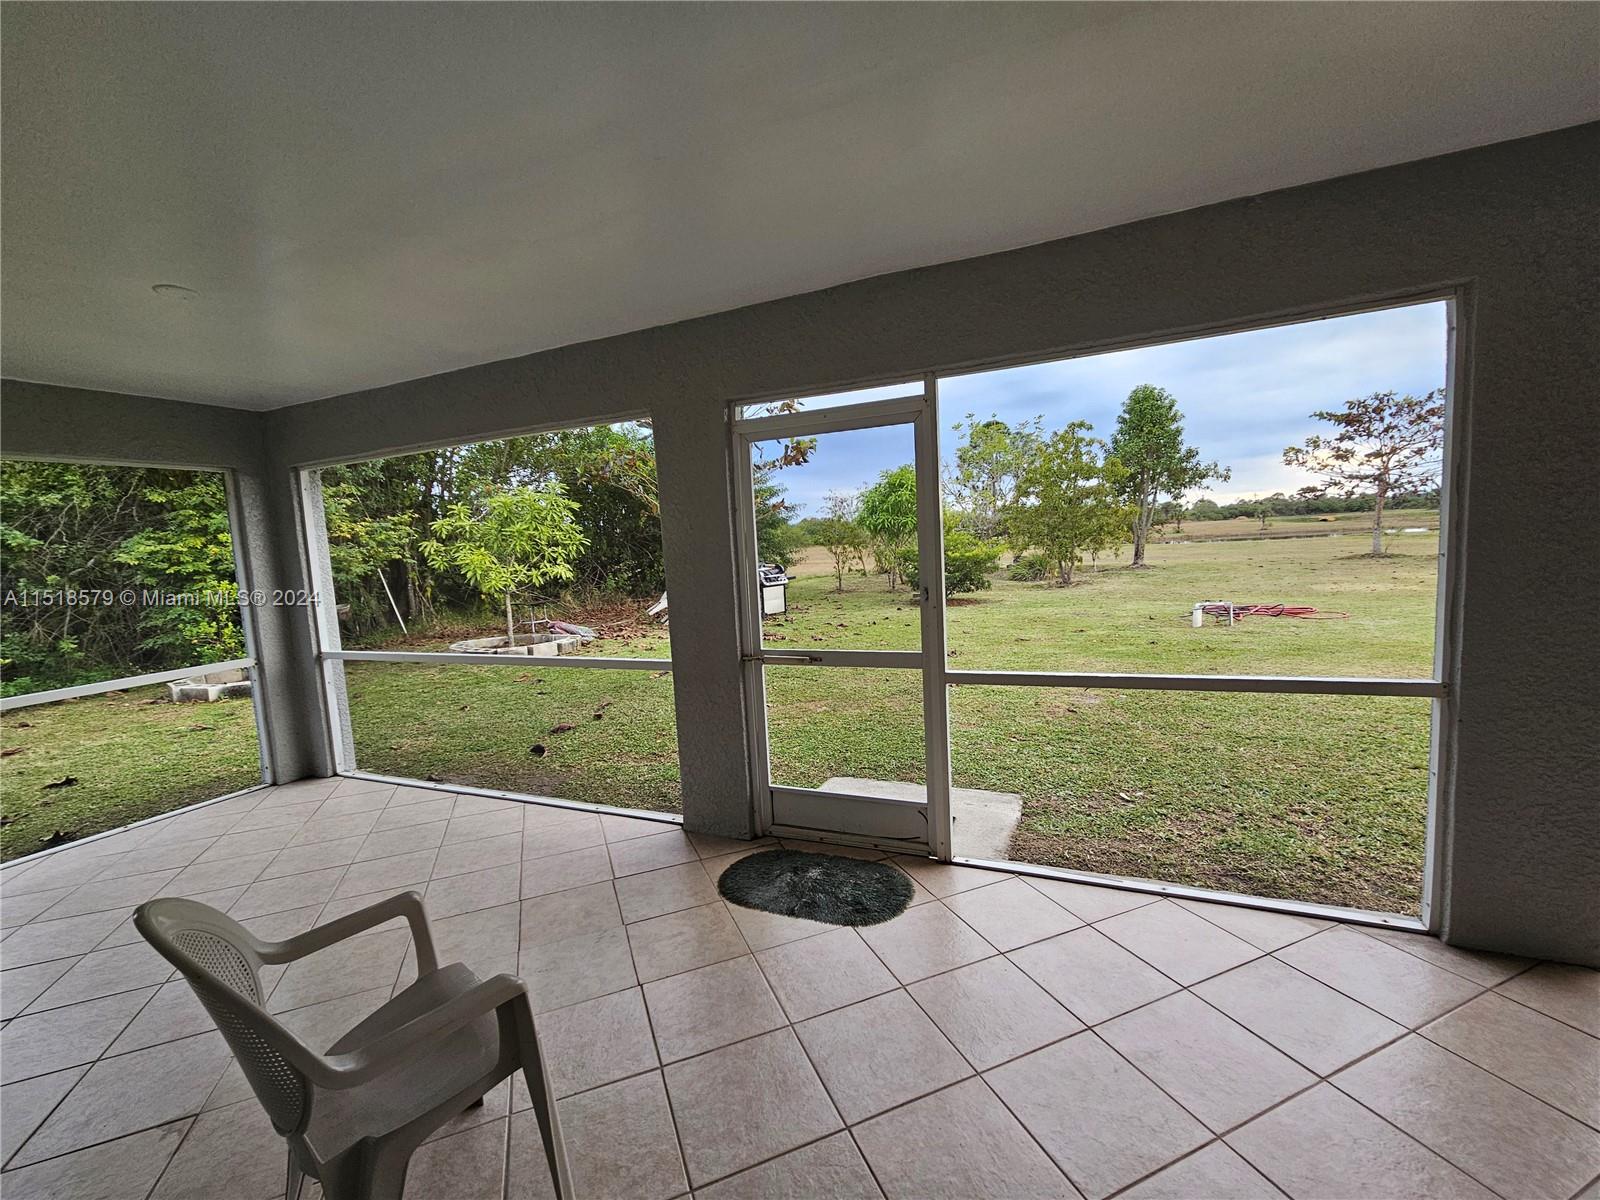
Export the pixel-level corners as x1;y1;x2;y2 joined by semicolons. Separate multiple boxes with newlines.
256;890;440;975
314;973;528;1088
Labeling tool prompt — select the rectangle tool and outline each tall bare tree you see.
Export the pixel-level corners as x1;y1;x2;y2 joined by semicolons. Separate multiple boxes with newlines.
1283;389;1445;556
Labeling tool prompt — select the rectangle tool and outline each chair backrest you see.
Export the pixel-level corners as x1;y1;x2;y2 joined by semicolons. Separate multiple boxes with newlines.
135;897;312;1135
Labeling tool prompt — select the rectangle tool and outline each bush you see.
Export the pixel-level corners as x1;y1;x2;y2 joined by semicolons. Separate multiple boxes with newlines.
902;532;1002;596
1006;552;1052;581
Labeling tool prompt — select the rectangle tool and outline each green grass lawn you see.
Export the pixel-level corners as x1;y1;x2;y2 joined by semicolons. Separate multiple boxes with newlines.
1;530;1439;914
0;685;261;860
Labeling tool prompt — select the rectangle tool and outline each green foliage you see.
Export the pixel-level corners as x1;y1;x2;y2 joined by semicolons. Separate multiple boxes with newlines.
815;492;868;591
1284;389;1445;555
902;529;1002;596
419;486;587;641
857;465;919;588
1004;422;1135;585
947;415;1043;538
1;462;246;693
1006;552;1053;582
1109;385;1228;565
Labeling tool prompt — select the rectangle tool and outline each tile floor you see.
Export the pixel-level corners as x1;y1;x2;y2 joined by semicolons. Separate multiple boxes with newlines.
1;778;1597;1200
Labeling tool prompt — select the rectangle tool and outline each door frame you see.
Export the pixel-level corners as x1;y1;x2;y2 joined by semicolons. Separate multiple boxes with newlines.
732;379;953;857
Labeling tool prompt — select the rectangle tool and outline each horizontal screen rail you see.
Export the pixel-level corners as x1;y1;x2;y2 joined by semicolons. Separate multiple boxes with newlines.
732;394;925;438
945;669;1444;697
326;650;672;671
1;657;256;712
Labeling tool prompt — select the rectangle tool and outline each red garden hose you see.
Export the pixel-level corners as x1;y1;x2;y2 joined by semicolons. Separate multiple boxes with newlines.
1197;603;1349;620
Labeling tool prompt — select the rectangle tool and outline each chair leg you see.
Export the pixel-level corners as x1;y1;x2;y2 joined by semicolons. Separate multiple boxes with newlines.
286;1149;306;1200
512;996;571;1200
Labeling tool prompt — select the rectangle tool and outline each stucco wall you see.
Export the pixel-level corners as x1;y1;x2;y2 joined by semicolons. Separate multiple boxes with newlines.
5;126;1596;962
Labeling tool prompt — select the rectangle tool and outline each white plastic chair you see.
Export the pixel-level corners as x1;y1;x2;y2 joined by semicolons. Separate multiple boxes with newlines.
136;892;569;1200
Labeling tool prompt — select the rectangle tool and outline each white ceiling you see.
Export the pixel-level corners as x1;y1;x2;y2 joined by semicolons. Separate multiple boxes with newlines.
2;3;1595;410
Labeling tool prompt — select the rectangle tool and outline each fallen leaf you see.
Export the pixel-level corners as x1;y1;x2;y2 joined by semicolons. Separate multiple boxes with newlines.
43;776;79;789
1;747;24;757
549;723;576;735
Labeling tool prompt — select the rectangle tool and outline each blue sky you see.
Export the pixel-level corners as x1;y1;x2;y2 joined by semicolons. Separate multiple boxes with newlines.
762;301;1448;518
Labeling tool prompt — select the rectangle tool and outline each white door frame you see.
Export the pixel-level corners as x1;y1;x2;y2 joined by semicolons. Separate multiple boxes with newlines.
732;377;953;857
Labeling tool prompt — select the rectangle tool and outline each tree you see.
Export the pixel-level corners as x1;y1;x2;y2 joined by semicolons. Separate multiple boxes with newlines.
1283;389;1445;556
1004;422;1135;585
947;415;1042;539
902;526;1003;597
857;465;919;589
815;491;867;591
419;486;587;643
1109;385;1228;567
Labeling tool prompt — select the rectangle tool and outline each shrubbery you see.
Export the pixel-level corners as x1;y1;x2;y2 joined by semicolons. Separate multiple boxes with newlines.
1006;552;1053;582
902;532;1002;597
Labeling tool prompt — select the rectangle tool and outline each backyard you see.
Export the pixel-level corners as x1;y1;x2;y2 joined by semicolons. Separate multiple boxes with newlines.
0;526;1438;915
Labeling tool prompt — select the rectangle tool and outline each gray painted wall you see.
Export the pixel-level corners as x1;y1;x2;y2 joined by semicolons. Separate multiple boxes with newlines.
5;126;1597;962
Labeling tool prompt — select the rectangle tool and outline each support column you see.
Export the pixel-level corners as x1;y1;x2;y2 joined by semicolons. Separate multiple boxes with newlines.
652;401;755;838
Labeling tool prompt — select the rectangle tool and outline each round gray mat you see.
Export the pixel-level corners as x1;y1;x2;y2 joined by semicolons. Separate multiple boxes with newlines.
717;849;914;927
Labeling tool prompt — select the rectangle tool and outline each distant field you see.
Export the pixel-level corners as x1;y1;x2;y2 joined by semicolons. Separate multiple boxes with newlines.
1;529;1440;914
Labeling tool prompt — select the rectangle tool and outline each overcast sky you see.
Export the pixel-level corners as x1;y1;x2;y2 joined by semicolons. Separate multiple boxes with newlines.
760;300;1448;517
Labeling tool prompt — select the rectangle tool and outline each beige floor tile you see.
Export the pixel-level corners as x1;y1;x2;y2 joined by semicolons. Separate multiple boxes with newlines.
2;884;81;929
353;820;449;863
664;1028;840;1187
0;1121;190;1200
554;1073;687;1200
643;956;785;1062
1119;1142;1284;1200
164;850;277;894
1334;1034;1600;1200
1422;990;1600;1125
599;814;677;843
988;1033;1210;1200
288;810;383;847
1100;991;1315;1133
25;942;174;1012
13;1031;230;1166
1;987;158;1081
330;848;437;899
701;846;784;886
858;901;994;983
326;777;394;799
451;794;515;818
0;959;78;1020
2;1065;87;1163
432;831;524;880
105;980;213;1056
1098;900;1261;986
190;826;298;865
400;1115;507;1200
94;838;219;882
1;853;117;898
1193;956;1406;1075
35;868;182;923
724;899;835;950
695;1131;881;1200
423;1077;510;1145
1275;926;1482;1027
780;840;888;861
148;1097;285;1200
255;836;366;881
1496;961;1600;1036
1;909;128;968
797;989;971;1122
853;1076;1077;1199
404;902;521;986
371;795;455;830
1229;1082;1495;1200
444;809;526;845
519;846;613;899
608;829;700;877
1173;898;1331;952
627;901;747;983
1361;926;1533;987
537;987;659;1096
522;801;599;830
687;832;778;860
231;864;346;920
518;881;621;951
522;816;606;861
424;862;521;920
888;856;1002;898
615;861;718;923
219;797;316;833
522;926;637;1014
1020;876;1160;923
908;954;1081;1070
942;877;1083;951
1009;927;1178;1025
505;1109;559;1200
756;926;899;1020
